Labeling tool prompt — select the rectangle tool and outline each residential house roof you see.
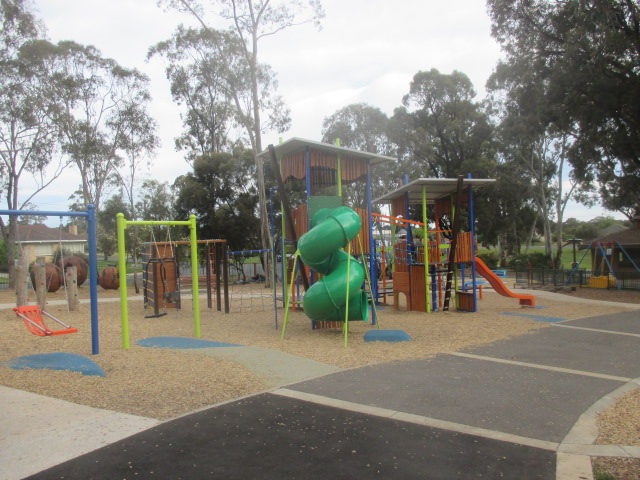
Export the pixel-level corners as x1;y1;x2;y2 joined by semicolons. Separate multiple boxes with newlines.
16;224;87;243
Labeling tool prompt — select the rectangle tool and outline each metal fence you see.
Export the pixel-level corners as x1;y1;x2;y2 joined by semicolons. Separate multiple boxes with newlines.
514;267;640;291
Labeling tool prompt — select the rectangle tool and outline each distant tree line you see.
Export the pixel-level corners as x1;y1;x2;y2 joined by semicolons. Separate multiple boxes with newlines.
319;1;640;268
1;0;638;278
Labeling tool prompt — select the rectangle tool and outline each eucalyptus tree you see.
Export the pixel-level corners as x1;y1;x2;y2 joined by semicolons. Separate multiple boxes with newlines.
148;26;239;161
173;146;259;250
158;0;324;265
0;0;69;286
321;103;396;156
38;40;157;215
487;0;640;219
321;102;398;213
393;68;495;180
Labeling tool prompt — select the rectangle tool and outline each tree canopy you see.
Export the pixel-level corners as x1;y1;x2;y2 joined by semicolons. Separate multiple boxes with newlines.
487;0;640;218
173;146;260;250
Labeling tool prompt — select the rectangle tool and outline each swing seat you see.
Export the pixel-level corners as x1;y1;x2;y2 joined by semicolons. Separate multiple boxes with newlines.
13;305;78;336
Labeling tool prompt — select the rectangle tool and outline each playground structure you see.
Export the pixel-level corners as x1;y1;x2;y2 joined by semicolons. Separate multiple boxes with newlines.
374;177;535;311
116;214;201;349
257;137;395;328
281;206;378;346
259;138;535;331
0;207;100;354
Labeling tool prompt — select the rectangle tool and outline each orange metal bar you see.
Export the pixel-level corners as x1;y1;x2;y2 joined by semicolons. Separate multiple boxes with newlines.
372;213;452;233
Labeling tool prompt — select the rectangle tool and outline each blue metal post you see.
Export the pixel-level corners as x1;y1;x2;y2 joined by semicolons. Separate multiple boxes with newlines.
467;174;478;312
304;146;314;287
367;167;378;324
269;187;278;329
87;205;100;353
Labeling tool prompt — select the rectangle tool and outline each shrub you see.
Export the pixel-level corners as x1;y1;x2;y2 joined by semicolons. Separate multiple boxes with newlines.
508;252;550;269
477;251;500;269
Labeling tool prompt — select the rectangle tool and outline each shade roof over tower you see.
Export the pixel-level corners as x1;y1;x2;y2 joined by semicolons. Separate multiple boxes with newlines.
257;137;396;166
374;177;495;204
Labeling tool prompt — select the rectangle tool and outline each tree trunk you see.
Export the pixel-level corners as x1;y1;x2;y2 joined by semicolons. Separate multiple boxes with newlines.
7;219;17;288
524;212;538;254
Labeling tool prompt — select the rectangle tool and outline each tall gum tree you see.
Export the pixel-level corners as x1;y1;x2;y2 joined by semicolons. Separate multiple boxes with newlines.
158;0;324;274
42;41;156;215
487;0;640;219
0;0;69;286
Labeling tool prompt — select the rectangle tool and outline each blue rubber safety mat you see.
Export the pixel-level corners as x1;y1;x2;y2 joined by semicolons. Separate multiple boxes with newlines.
7;352;106;377
363;329;412;342
137;336;243;349
500;312;566;323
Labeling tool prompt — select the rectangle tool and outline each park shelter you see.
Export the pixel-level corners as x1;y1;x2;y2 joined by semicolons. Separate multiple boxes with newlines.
588;217;640;276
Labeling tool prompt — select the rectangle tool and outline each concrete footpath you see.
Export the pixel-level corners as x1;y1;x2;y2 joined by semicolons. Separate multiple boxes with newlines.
3;304;640;479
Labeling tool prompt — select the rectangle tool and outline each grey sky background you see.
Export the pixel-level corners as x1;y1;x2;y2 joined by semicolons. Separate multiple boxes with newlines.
16;0;620;221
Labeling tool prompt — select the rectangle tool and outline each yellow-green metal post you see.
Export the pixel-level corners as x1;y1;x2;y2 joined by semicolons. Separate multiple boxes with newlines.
189;215;201;338
451;197;460;309
335;138;342;198
116;213;130;349
422;186;431;313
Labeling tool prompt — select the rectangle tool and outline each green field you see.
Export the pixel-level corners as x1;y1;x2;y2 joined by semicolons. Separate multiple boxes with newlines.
477;245;593;270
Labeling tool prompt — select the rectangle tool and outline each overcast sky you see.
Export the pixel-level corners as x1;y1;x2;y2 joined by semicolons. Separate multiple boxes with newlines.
16;0;621;222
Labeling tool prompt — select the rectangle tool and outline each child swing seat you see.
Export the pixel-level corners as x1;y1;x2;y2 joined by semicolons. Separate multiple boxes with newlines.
13;305;78;336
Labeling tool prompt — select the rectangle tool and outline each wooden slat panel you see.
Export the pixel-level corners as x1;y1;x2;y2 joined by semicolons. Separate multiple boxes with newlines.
454;232;473;263
410;265;426;312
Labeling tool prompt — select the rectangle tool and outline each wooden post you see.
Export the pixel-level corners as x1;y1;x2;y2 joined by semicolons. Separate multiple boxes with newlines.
15;253;29;307
35;257;47;309
66;265;78;311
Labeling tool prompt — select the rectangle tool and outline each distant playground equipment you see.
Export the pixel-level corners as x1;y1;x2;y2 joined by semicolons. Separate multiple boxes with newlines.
374;176;535;310
227;248;273;311
1;206;100;354
116;214;201;349
566;240;640;290
98;266;120;290
141;239;230;316
29;262;63;293
474;257;535;307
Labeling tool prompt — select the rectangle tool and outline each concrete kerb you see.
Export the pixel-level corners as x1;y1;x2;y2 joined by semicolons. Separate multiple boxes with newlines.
556;377;640;480
509;288;640;310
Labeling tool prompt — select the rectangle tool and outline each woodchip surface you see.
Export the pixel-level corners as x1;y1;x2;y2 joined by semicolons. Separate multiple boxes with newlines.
1;284;639;478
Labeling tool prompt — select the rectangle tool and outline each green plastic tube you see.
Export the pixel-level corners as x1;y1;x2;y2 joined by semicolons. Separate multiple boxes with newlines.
298;207;361;274
298;207;368;323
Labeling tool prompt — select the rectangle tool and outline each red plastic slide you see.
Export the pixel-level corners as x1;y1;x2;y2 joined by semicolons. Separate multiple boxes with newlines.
474;257;535;307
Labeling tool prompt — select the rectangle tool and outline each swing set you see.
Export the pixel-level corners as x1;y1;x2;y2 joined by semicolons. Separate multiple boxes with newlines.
566;240;640;290
116;213;201;349
1;206;100;354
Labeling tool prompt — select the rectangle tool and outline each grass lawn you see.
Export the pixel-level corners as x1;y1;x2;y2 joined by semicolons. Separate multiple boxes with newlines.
478;245;593;269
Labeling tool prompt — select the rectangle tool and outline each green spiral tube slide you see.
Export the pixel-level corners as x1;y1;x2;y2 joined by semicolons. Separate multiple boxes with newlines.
298;207;369;323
